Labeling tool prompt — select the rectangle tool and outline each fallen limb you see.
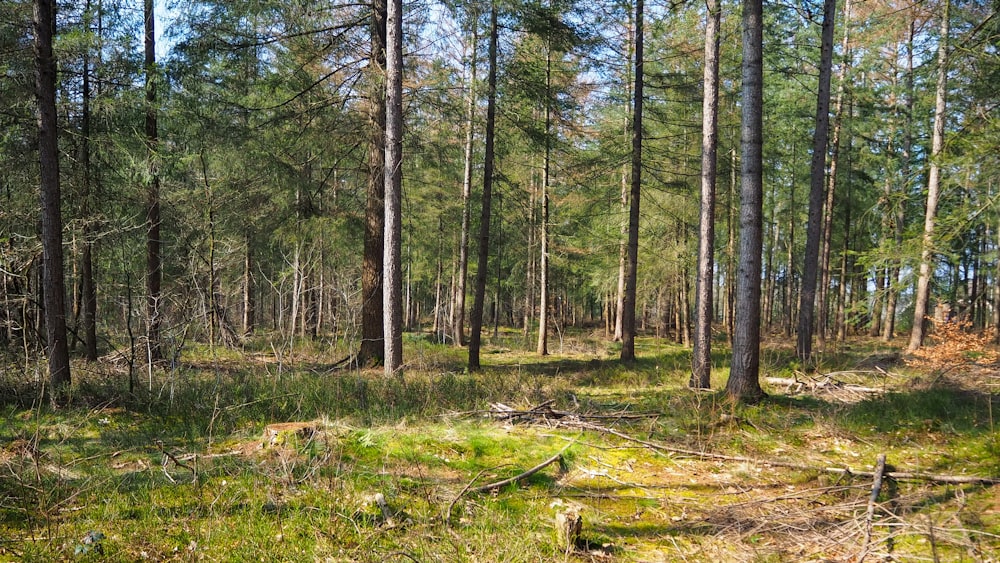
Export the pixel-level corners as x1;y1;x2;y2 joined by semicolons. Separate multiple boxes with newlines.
485;400;658;422
860;453;888;561
443;465;505;526
557;420;1000;486
468;441;574;494
763;376;883;395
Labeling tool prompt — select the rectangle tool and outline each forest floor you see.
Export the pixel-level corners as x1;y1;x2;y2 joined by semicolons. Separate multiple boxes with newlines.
2;330;999;562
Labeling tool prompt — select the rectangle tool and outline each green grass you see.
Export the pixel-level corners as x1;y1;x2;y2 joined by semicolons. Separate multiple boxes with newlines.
1;332;998;561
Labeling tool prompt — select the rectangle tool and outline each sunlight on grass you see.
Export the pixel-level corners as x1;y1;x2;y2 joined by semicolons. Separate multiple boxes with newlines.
1;330;998;561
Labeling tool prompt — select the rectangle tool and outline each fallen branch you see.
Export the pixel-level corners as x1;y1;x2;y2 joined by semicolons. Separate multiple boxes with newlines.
484;400;658;422
556;420;1000;486
763;376;883;395
468;441;574;494
860;453;889;561
443;465;505;526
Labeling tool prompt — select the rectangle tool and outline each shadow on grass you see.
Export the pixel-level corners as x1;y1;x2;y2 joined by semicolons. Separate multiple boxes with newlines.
841;382;1000;435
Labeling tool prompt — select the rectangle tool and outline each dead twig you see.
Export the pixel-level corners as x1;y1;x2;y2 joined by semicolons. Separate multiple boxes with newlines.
468;440;575;494
860;453;889;562
443;465;505;527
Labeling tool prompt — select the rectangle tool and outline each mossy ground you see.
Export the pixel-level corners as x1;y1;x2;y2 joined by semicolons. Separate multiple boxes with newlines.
1;331;998;561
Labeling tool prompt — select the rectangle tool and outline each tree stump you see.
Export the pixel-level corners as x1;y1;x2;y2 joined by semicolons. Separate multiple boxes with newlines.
554;507;583;552
262;422;316;449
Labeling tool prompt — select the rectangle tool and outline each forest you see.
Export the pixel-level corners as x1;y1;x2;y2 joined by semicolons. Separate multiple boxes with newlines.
2;0;1000;560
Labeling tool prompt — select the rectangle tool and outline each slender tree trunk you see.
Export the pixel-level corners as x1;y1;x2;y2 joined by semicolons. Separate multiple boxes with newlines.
796;0;837;361
35;0;71;390
614;172;627;343
994;214;1000;343
434;219;443;340
614;11;635;344
725;0;764;403
144;0;162;362
360;0;387;366
726;147;736;344
537;49;552;356
468;2;498;371
763;198;777;331
383;0;404;375
884;19;914;341
908;0;949;352
836;178;851;341
243;234;254;336
523;165;536;339
453;20;478;347
815;0;851;350
691;0;721;387
870;265;885;337
620;0;644;363
80;7;98;361
784;155;796;338
206;172;218;346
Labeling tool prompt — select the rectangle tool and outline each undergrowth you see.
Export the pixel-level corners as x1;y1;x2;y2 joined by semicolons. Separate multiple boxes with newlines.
1;331;998;561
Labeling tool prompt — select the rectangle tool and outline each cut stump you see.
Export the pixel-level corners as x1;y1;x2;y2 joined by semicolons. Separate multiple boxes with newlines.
554;507;583;552
262;422;316;449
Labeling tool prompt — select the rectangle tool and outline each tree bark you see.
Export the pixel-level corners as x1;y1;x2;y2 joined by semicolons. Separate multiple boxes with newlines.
726;147;736;345
884;19;914;342
908;0;949;352
243;234;254;336
80;5;98;361
360;0;387;366
144;0;162;362
691;0;720;388
34;0;71;390
796;0;837;361
468;2;498;371
453;19;478;348
620;0;643;363
614;11;634;344
383;0;404;375
537;47;552;357
784;153;796;338
820;0;854;351
725;0;764;403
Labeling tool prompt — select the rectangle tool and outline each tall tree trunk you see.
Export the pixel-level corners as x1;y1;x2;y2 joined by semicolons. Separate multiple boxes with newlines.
523;164;536;339
725;0;764;402
784;154;796;338
908;0;949;351
144;0;162;362
35;0;71;390
796;0;837;361
360;0;387;366
537;48;552;356
468;1;498;371
817;0;852;350
884;19;914;341
383;0;404;375
691;0;720;388
453;19;478;347
620;0;643;363
726;147;736;344
614;11;634;344
836;173;852;341
80;4;98;361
